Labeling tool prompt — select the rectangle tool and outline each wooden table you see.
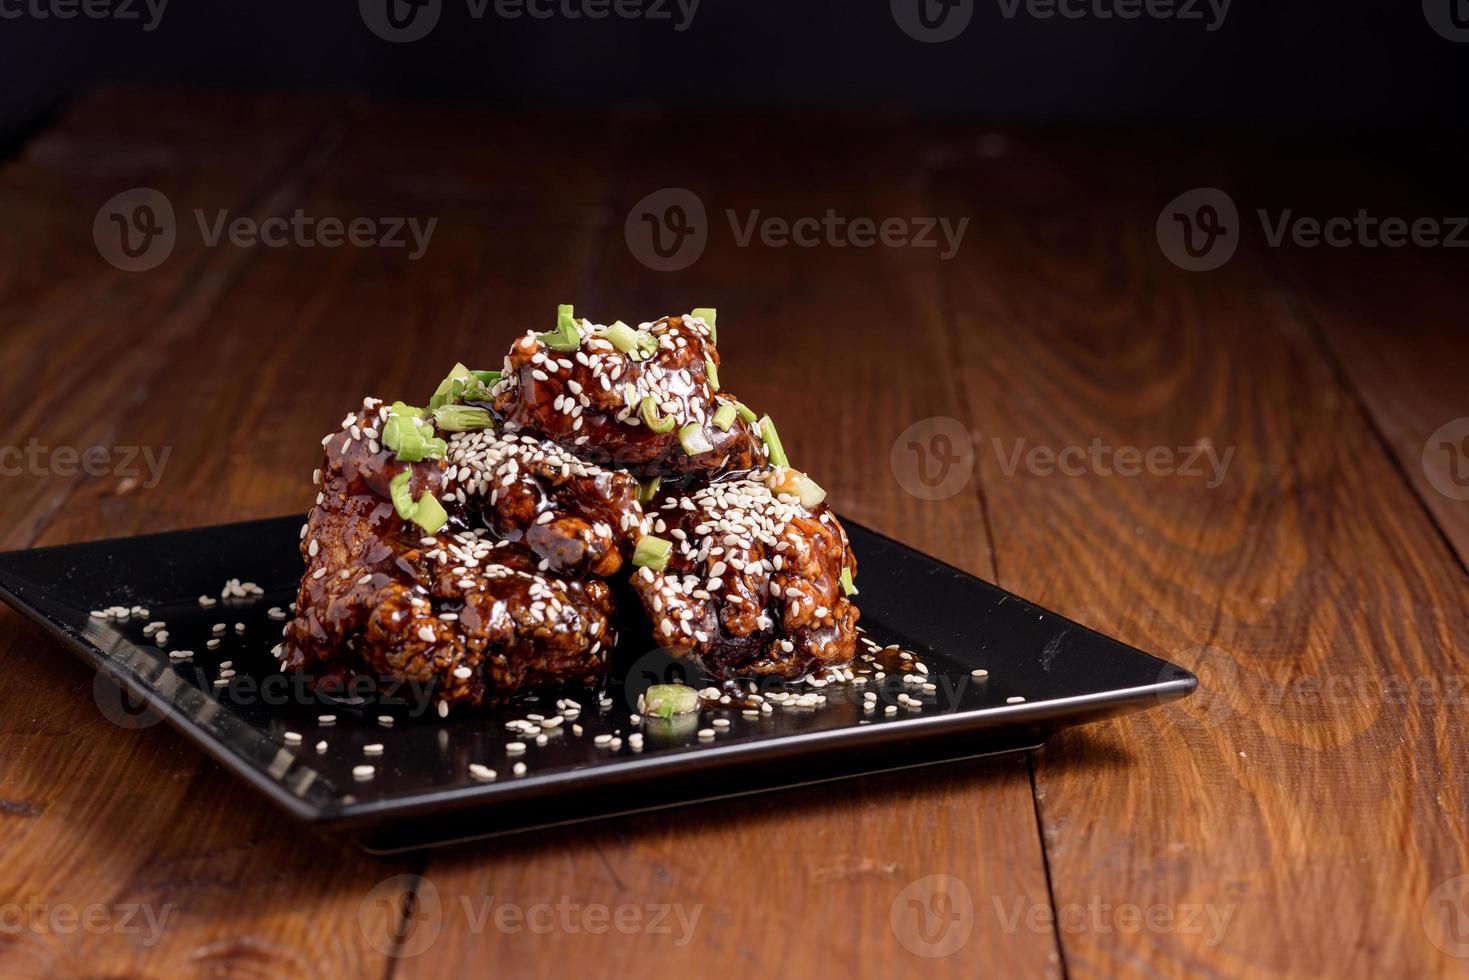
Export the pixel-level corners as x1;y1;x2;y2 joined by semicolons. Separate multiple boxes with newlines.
1;89;1466;979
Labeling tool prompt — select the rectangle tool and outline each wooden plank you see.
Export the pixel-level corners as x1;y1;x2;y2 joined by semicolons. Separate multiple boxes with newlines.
0;89;425;979
0;98;622;978
928;129;1469;978
0;88;342;550
1275;245;1469;573
406;111;1059;979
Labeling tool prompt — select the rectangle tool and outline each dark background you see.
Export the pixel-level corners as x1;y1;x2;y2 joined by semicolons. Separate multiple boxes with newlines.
1;0;1466;149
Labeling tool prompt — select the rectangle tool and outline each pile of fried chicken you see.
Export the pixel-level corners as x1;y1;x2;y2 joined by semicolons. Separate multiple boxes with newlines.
281;307;859;707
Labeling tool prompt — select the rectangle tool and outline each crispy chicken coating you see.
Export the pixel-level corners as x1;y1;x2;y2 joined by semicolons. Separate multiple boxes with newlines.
443;427;645;578
281;400;615;706
629;469;859;680
491;313;764;480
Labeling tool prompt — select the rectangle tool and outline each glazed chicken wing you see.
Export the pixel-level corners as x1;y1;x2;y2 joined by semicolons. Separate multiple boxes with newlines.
281;399;616;707
490;311;765;480
628;468;859;681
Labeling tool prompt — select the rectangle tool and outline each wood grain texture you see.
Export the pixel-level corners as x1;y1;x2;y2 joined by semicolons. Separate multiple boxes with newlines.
1;94;1466;979
406;110;1061;978
926;129;1469;978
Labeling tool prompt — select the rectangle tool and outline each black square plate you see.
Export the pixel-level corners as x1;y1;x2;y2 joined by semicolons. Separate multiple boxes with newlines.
0;516;1195;853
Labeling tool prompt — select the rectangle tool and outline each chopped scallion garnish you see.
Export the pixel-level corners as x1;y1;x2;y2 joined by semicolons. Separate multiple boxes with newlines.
678;423;714;456
637;476;661;504
388;470;448;533
607;320;640;354
384;404;446;461
536;304;581;351
428;363;473;411
389;470;414;519
704;357;719;391
796;473;827;509
759;415;789;468
711;403;738;431
411;491;448;534
432;405;494;432
690;307;717;345
645;683;698;719
734;401;757;423
640;396;676;433
840;567;858;596
631;534;673;571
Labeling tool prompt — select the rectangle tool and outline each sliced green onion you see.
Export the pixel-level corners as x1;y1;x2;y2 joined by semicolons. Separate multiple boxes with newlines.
389;470;414;519
840;567;858;596
607;320;641;354
796;473;827;509
471;369;502;386
637;476;661;504
711;403;738;431
631;534;673;571
537;304;581;351
432;405;494;432
640;396;676;434
388;470;449;533
645;683;698;719
678;423;714;456
428;363;473;411
759;415;789;468
384;409;441;461
734;401;757;423
411;491;448;533
634;331;660;360
690;307;717;345
704;357;720;392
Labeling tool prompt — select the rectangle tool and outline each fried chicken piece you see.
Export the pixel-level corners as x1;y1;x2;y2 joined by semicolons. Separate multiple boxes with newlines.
490;312;765;480
281;400;614;707
442;427;645;578
629;468;859;680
